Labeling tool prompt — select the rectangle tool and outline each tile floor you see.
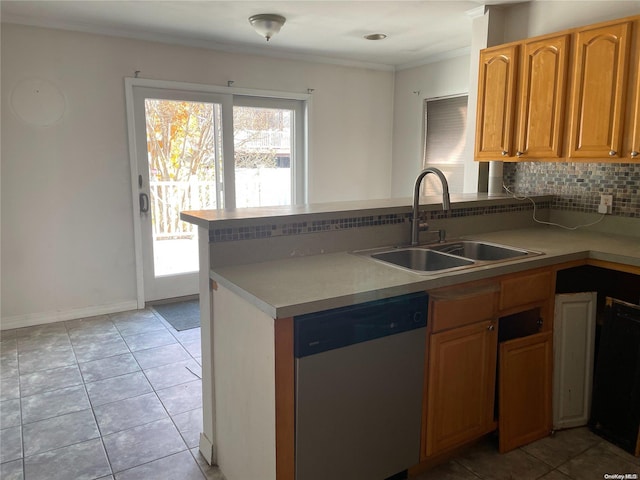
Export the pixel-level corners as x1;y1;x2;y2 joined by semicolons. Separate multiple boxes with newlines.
413;428;640;480
1;308;639;480
0;308;223;480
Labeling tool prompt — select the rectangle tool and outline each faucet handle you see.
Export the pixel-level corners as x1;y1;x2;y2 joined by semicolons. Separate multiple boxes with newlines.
429;229;446;243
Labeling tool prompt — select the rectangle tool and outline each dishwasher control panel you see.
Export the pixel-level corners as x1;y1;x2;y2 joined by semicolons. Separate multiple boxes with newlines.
294;291;428;357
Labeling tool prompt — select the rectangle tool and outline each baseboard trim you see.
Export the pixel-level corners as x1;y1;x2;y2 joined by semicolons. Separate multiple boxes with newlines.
147;294;199;306
199;432;216;465
1;301;139;330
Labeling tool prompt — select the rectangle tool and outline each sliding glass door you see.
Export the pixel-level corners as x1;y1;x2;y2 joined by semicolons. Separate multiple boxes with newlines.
127;82;306;303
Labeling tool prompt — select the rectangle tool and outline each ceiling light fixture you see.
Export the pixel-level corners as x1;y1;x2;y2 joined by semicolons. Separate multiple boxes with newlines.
364;33;387;41
249;14;286;42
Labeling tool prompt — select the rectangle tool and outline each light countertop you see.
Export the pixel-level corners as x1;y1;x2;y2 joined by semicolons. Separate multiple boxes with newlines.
181;193;552;229
210;227;640;319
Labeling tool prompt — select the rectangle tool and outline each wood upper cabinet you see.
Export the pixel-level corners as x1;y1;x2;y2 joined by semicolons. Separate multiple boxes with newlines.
515;35;570;159
628;39;640;160
568;21;632;158
424;319;497;457
475;45;518;159
474;15;640;162
475;35;570;161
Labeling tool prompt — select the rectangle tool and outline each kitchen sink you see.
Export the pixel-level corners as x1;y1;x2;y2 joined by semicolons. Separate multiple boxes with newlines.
354;240;541;275
428;241;533;261
371;249;475;272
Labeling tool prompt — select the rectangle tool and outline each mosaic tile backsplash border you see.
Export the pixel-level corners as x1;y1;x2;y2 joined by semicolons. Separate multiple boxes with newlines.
504;162;640;218
208;161;640;244
209;200;550;242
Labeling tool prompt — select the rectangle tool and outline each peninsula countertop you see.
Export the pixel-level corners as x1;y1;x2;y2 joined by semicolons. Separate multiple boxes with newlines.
180;193;552;229
208;227;640;319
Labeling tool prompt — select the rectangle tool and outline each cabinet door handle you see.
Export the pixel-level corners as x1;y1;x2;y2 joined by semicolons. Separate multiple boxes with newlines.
487;324;495;331
631;151;639;158
516;151;524;157
501;150;508;156
609;150;617;157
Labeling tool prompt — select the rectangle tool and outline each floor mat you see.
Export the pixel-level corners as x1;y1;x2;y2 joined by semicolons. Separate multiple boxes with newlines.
152;299;200;331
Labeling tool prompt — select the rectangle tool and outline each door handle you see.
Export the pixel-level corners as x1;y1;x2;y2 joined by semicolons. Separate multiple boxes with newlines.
139;192;149;213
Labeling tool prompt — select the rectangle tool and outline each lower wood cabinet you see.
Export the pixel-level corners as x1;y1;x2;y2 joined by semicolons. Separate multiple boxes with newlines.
424;320;497;457
423;269;554;461
498;331;553;453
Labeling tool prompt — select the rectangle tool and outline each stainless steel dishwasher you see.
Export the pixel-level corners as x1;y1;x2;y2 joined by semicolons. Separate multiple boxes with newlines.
294;292;428;480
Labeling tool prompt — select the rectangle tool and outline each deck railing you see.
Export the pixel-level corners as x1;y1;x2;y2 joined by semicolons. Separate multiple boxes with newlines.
235;130;290;152
150;180;217;239
150;168;291;239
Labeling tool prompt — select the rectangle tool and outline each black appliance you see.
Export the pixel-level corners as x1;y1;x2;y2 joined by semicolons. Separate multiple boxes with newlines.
589;297;640;456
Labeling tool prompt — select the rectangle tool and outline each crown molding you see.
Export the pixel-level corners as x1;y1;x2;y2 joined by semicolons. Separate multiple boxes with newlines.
395;47;471;71
2;15;396;72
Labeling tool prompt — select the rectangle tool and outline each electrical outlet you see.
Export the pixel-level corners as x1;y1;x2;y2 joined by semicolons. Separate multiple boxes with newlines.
598;194;613;214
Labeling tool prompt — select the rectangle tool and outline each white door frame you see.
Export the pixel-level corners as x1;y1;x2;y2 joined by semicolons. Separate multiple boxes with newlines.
124;77;310;307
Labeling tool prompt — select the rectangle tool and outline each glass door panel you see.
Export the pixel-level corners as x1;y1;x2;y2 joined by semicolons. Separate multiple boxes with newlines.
233;105;293;207
144;99;222;277
130;85;229;302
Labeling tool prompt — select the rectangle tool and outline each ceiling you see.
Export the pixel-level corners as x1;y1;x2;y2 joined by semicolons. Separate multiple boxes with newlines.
1;1;524;70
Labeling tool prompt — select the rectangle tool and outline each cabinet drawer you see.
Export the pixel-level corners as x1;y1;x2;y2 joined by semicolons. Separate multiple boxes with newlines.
431;287;497;332
499;270;552;311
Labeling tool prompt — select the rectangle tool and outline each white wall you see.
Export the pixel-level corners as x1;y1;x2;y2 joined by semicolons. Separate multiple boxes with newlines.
391;55;469;197
0;24;394;325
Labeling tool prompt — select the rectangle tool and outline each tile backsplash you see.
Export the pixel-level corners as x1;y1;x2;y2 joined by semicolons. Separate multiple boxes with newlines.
208;199;550;243
503;162;640;218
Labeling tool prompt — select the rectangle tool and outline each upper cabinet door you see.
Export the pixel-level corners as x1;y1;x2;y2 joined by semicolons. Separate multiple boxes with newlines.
628;43;640;160
516;35;570;159
475;45;518;160
568;21;632;158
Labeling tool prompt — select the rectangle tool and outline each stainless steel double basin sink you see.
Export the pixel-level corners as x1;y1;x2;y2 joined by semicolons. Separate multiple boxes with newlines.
355;240;542;275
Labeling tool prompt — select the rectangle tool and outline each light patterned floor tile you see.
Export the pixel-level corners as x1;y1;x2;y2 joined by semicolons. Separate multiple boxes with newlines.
94;392;167;435
102;418;186;473
23;438;111;480
85;371;152;407
132;343;191;370
79;353;140;383
21;385;90;424
143;359;201;390
114;450;205;480
20;365;83;397
156;380;202;416
22;408;99;456
0;425;23;463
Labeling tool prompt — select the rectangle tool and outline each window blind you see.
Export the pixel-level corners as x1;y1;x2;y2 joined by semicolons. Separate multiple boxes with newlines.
422;95;467;195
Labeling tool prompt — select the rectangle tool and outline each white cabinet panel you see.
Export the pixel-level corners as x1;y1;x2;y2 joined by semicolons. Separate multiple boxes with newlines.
553;292;597;429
